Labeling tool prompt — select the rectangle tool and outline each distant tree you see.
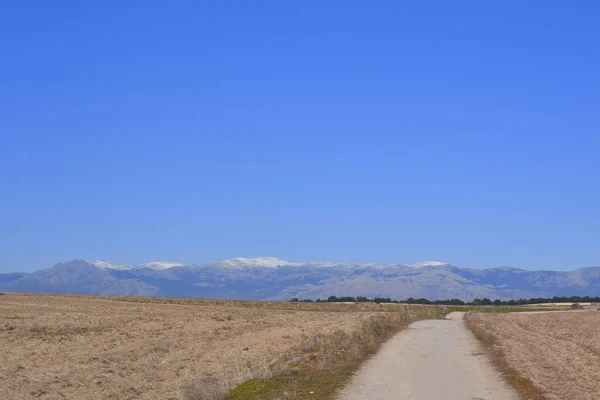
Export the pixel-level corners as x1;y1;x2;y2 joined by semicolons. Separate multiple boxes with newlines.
289;298;299;302
373;297;392;304
317;294;600;306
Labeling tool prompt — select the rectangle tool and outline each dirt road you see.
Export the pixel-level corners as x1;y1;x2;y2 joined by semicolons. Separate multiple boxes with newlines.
337;312;518;400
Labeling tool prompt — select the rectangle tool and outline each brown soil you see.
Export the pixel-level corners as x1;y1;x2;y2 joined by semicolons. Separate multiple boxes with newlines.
466;311;600;400
0;293;390;400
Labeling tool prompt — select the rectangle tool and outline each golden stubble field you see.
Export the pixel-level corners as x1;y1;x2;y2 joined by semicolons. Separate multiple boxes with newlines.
0;293;438;400
467;311;600;400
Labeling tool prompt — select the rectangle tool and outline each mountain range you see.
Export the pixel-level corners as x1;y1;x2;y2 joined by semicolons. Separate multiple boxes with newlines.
1;257;600;301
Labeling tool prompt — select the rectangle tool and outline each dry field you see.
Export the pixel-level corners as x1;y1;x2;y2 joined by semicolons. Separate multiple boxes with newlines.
466;311;600;400
0;293;443;400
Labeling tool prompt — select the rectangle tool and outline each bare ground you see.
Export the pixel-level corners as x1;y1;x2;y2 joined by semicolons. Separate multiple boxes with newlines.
0;293;395;400
466;311;600;400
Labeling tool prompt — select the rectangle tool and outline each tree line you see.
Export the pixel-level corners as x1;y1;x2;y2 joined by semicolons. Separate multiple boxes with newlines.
289;295;600;305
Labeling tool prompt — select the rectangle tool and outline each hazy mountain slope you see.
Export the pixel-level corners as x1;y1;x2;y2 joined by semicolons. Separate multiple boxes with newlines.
0;260;161;296
1;257;599;301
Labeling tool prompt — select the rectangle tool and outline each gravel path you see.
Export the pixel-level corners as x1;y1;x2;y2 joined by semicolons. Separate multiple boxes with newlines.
336;312;519;400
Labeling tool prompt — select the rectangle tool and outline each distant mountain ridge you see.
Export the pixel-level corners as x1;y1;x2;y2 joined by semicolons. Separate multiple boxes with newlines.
1;257;600;301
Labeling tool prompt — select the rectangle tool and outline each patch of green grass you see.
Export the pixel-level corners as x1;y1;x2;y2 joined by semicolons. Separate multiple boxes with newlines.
227;366;357;400
228;379;267;400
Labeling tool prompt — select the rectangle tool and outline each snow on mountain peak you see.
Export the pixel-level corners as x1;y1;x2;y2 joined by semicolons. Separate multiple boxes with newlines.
90;260;183;270
88;258;451;270
410;261;449;268
224;257;290;268
140;261;183;270
91;261;132;270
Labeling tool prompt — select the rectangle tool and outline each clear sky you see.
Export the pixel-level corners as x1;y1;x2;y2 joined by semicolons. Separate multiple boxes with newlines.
1;1;599;272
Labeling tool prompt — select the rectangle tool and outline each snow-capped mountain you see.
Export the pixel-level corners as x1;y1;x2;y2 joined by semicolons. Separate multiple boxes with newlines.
137;261;184;270
211;257;295;268
1;258;600;301
90;261;132;270
91;260;184;270
409;261;450;268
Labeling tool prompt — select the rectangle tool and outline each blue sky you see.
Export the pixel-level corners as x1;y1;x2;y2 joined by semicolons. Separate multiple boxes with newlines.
1;1;599;272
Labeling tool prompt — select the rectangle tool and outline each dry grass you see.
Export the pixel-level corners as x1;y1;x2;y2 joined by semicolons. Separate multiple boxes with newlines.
466;311;600;400
0;293;446;400
211;305;448;400
96;295;421;313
